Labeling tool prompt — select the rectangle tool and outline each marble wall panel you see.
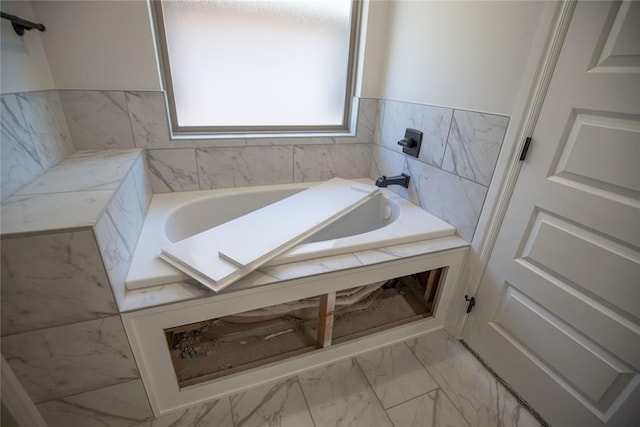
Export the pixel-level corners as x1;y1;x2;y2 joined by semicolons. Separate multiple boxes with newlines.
16;91;74;169
336;98;379;144
442;110;509;186
380;100;453;167
132;155;153;215
2;316;139;403
37;380;152;427
293;143;371;182
369;144;406;196
93;170;146;309
1;91;74;200
371;99;509;242
1;230;117;336
125;91;172;148
197;146;293;189
60;91;135;150
246;137;335;147
107;172;145;256
147;148;199;193
403;157;488;242
1;94;44;200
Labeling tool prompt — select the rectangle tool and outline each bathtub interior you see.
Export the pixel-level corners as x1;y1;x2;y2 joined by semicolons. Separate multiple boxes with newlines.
166;190;397;244
166;188;305;243
301;192;398;243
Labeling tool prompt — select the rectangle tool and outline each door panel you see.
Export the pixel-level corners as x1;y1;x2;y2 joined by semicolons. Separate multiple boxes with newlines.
521;211;639;320
494;286;635;411
464;2;640;425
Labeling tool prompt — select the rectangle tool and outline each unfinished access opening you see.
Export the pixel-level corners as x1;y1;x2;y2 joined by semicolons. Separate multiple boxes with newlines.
164;267;446;388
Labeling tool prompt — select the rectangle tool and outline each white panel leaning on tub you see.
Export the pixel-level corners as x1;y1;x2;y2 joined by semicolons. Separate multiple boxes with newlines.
159;178;380;292
125;179;458;293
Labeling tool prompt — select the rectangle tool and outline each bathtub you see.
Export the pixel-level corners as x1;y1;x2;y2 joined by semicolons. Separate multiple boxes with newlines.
125;180;456;291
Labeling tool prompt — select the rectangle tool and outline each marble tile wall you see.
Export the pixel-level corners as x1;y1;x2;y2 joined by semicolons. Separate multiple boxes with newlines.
57;90;376;193
0;230;118;336
1;91;74;200
94;160;150;309
1;150;153;418
370;99;509;242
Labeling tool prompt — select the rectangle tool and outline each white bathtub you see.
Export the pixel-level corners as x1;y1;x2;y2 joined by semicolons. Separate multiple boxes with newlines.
125;180;456;290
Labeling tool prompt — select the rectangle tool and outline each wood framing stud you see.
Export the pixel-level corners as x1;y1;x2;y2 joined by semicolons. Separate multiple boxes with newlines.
317;292;336;348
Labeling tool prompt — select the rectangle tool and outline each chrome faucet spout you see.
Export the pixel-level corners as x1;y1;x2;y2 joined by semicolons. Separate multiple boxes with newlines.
375;173;410;188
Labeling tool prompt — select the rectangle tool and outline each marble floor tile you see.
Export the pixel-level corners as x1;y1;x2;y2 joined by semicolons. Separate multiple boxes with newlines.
298;358;393;427
407;330;541;427
141;398;233;427
386;389;470;427
55;330;545;427
356;342;439;409
37;380;152;427
230;377;314;427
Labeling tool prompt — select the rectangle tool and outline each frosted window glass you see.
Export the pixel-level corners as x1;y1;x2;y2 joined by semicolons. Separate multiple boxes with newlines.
160;0;353;129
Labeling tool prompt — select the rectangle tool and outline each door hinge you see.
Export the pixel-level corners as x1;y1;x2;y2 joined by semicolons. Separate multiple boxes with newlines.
464;295;476;313
519;137;532;161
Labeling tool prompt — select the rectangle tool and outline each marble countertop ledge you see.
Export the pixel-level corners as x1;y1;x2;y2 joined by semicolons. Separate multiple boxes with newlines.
1;149;142;238
120;235;469;312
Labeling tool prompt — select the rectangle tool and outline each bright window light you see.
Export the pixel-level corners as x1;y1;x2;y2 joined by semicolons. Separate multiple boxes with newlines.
156;0;358;133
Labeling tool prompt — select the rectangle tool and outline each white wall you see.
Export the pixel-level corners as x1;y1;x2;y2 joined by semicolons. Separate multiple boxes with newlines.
0;1;55;93
358;1;390;98
379;1;546;115
30;0;161;91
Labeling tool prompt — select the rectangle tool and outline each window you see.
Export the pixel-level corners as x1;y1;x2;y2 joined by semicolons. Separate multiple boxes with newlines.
153;0;360;135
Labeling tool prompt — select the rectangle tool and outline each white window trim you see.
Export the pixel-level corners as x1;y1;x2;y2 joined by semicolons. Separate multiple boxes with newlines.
151;0;363;138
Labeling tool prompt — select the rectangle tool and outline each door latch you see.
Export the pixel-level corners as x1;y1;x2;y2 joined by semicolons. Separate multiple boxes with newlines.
465;295;476;313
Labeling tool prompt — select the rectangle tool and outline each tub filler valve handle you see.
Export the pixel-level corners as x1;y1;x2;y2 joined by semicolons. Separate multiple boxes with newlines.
397;128;423;158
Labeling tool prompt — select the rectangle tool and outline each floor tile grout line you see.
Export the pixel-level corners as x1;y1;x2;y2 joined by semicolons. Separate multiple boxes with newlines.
402;337;475;427
383;388;436;412
352;356;395;427
227;394;237;427
294;375;317;427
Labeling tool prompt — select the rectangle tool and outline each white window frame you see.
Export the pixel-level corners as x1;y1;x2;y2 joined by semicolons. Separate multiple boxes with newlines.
151;0;362;136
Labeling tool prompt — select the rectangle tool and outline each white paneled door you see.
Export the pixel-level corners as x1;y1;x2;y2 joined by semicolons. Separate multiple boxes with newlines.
463;1;640;426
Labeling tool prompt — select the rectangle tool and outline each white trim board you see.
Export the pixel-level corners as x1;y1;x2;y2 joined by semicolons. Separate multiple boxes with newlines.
160;178;379;292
